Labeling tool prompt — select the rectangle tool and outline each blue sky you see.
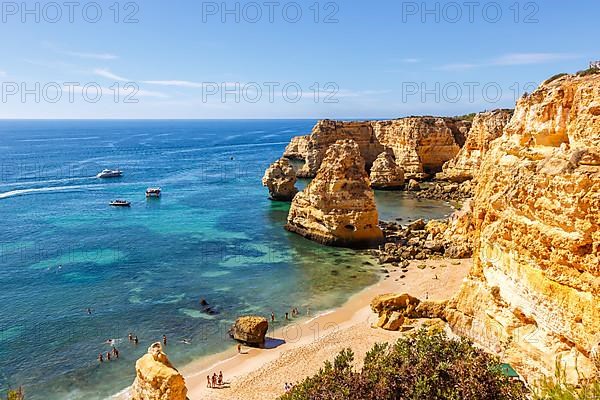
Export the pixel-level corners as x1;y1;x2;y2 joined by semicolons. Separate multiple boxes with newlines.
0;0;598;119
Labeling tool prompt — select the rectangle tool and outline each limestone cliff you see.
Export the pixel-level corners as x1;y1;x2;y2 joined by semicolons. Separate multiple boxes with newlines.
286;139;383;248
292;117;471;179
440;109;513;182
262;158;298;201
369;151;405;189
372;117;470;180
445;72;600;383
131;343;187;400
283;135;310;160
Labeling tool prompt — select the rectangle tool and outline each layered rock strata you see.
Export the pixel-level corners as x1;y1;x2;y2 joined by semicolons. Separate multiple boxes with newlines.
292;117;472;179
445;72;600;382
262;157;298;201
286;139;383;248
131;343;187;400
440;109;513;182
369;151;405;189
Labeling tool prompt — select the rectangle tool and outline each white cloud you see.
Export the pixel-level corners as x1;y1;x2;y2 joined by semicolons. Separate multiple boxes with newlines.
401;58;421;64
490;53;578;66
93;68;129;82
142;80;206;88
436;63;479;71
437;52;579;71
64;51;118;60
42;41;118;60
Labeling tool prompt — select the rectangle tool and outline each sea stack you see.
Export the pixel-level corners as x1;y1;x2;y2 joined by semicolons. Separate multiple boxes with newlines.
131;343;188;400
369;151;405;189
286;139;383;248
445;72;600;383
262;157;298;201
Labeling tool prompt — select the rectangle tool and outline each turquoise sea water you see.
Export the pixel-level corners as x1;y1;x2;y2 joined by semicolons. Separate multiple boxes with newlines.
0;120;454;399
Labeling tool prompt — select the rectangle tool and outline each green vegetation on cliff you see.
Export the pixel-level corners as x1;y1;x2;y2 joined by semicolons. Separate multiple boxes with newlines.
280;330;527;400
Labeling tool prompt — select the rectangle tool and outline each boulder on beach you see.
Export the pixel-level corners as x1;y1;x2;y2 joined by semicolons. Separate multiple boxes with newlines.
231;316;269;346
131;342;187;400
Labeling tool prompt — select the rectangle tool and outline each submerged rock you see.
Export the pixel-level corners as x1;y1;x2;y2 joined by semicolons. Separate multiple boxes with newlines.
369;151;405;189
231;315;269;346
286;139;384;248
131;343;187;400
262;158;298;201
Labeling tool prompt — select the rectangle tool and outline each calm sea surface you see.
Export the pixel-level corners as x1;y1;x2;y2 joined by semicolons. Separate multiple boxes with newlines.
0;120;453;399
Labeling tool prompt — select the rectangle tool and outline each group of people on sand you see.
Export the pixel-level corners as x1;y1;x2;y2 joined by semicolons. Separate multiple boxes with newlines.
284;382;295;393
207;371;224;389
98;347;119;363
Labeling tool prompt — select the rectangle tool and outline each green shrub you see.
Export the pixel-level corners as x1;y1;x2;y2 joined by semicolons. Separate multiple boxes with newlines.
531;361;600;400
544;73;568;85
576;68;600;77
280;330;527;400
6;387;24;400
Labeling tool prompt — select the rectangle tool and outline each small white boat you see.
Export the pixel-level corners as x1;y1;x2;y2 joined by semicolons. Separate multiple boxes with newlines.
146;187;161;198
97;169;123;178
110;200;131;207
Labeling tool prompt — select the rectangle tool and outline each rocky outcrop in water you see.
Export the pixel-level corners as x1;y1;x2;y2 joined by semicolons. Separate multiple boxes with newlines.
286;139;383;248
290;117;471;179
369;151;405;189
445;72;600;383
262;158;298;201
439;109;513;182
230;316;269;346
283;135;310;160
131;343;187;400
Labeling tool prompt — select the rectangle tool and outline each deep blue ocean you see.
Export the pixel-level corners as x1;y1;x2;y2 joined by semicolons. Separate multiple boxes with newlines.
0;120;453;399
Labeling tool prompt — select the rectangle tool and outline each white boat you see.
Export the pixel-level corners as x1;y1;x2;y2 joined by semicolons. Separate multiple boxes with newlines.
110;200;131;207
146;187;161;198
97;169;123;178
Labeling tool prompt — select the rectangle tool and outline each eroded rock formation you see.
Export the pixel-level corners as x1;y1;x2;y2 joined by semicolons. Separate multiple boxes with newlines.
131;343;187;400
369;151;405;189
440;109;513;182
371;293;447;331
445;72;600;383
286;139;383;248
283;135;310;160
291;117;471;179
231;316;269;346
262;158;298;201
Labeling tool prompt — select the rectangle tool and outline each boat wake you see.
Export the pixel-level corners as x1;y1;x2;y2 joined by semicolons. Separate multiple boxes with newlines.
0;185;97;199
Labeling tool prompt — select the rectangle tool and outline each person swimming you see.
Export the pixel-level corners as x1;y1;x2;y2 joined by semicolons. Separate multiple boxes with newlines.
98;353;103;363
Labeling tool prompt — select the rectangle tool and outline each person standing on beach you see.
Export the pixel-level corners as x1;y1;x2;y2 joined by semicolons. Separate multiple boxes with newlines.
218;371;223;386
212;373;217;388
237;344;242;354
285;312;289;321
207;375;211;388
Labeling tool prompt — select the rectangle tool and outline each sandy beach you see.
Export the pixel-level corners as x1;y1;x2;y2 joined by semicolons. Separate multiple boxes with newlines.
181;257;472;400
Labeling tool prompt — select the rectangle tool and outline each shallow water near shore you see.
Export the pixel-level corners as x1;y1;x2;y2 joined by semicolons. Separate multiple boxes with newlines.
0;120;454;400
